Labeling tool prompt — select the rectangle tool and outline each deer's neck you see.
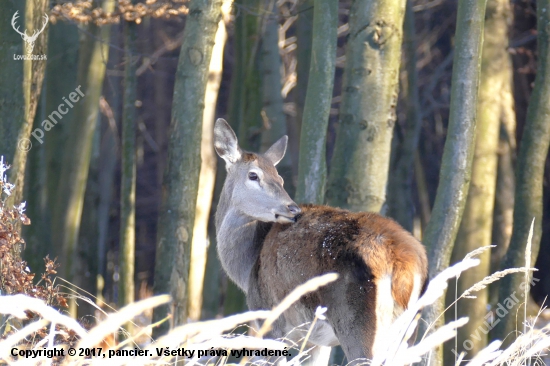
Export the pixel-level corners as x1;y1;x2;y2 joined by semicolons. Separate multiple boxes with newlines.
216;182;272;292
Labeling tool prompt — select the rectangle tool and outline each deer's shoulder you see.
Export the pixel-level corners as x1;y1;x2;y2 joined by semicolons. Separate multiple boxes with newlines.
265;204;427;276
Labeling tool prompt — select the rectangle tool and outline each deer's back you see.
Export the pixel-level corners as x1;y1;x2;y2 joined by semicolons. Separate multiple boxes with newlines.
248;204;427;317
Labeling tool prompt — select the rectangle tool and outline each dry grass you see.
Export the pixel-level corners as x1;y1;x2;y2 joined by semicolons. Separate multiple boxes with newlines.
1;262;548;366
0;274;339;365
0;158;548;365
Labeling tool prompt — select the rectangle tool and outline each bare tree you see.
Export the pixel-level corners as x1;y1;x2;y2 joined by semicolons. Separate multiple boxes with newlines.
289;0;313;184
447;0;513;358
491;0;550;346
119;15;138;334
52;1;115;317
0;0;49;209
295;0;337;204
23;19;80;276
188;0;230;321
0;3;24;159
231;0;263;151
326;0;406;213
260;1;293;194
152;0;222;336
419;0;488;364
386;1;423;231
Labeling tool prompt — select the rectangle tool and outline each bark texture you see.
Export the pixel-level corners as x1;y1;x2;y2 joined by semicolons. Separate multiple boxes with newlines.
259;1;293;195
0;1;24;160
52;0;115;295
119;17;137;320
489;3;517;304
294;0;337;204
491;0;550;345
490;121;516;287
152;0;222;336
326;0;406;212
419;0;487;364
23;20;80;272
188;1;229;321
289;0;313;183
386;1;422;231
0;0;48;209
447;0;512;358
231;0;263;151
76;131;100;319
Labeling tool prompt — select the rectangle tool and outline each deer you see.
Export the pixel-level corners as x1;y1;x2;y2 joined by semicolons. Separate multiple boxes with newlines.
214;118;428;365
11;11;49;55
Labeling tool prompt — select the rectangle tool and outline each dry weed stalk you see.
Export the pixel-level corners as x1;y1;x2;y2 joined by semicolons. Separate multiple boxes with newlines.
372;258;480;366
461;267;537;299
0;255;548;365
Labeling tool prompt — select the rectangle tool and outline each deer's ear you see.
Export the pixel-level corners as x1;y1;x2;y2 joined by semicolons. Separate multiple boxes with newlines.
264;135;287;166
214;118;241;166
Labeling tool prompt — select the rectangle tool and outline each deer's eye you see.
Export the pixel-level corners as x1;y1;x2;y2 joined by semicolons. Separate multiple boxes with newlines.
248;172;259;181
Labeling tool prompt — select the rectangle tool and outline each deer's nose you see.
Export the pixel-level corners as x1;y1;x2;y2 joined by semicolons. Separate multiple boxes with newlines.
288;204;301;215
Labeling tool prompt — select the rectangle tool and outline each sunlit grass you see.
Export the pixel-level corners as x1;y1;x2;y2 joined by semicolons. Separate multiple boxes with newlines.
0;263;548;366
1;155;548;365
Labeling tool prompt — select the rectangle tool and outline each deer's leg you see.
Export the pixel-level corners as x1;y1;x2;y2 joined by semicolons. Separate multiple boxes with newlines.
321;279;377;365
329;312;371;365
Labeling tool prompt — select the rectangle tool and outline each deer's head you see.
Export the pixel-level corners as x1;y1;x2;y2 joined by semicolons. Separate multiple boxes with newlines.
214;118;301;223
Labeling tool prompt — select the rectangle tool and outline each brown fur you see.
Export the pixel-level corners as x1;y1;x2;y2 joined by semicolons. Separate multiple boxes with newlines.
258;204;427;306
247;204;428;359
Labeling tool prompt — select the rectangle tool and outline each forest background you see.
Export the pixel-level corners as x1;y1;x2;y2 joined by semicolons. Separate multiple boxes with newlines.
0;0;549;364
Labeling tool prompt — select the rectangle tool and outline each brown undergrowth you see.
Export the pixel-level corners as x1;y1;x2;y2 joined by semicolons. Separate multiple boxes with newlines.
0;157;76;363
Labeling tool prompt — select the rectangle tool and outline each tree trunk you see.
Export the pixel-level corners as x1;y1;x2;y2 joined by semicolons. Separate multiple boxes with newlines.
76;130;100;319
386;1;422;231
221;0;264;316
119;17;137;331
490;31;517;302
446;0;512;360
259;1;293;195
202;201;222;319
152;0;222;337
97;99;118;308
491;0;550;345
187;0;229;322
0;0;48;211
23;95;48;273
419;0;487;364
326;0;406;213
490;122;515;300
232;0;263;151
294;0;337;204
0;1;24;160
289;0;313;185
25;20;80;272
51;0;115;309
227;7;245;137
